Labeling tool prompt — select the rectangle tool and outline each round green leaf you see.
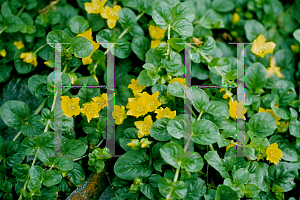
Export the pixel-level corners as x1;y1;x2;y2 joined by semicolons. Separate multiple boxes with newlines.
118;8;137;29
21;138;37;155
244;20;266;42
114;149;152;180
171;18;193;37
150;118;172;141
4;16;23;33
14;49;33;74
183;177;207;199
160;142;184;168
212;0;235;12
152;2;174;29
62;139;88;159
0;63;12;83
271;80;296;106
167;116;192;139
168;82;186;98
204;101;229;119
215;185;238;200
248;112;277;137
0;100;30;130
113;38;132;59
96;29;116;48
12;164;30;182
69;15;89;34
173;2;195;22
68;162;85;187
192;119;220;145
245;62;268;90
47;71;71;94
70;36;93;58
29;165;44;180
293;29;300;43
46;30;71;49
131;36;150;61
42;170;62;187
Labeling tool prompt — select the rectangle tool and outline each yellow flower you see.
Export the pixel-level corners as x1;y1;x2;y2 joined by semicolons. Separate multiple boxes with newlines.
291;44;300;52
266;56;284;78
257;154;265;161
258;107;281;125
220;88;231;99
92;93;107;112
140;92;162;112
127;98;149;118
266;143;284;165
126;97;140;109
251;34;276;58
140;138;152;148
20;52;38;67
0;49;6;57
226;140;237;151
149;25;167;40
112;105;125;125
76;28;99;63
69;73;77;84
229;97;246;120
232;13;239;24
169;78;186;87
84;0;107;14
127;139;140;150
134;115;153;138
44;60;54;68
81;102;99;123
151;40;166;48
61;96;81;118
128;79;145;95
14;41;24;50
93;74;99;83
155;107;176;120
100;5;121;29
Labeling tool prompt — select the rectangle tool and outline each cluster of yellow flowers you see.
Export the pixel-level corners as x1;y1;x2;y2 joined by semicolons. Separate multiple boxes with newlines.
10;40;39;67
84;0;121;29
149;25;167;48
61;93;107;123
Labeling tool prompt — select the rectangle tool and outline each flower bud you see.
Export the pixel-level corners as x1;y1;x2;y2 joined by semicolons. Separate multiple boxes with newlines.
291;44;300;53
232;13;239;24
44;60;54;68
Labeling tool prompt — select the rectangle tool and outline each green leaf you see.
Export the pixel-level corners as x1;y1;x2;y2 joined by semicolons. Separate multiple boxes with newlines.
215;185;238;200
293;29;300;43
212;0;235;12
35;83;50;100
248;112;277;137
167;116;192;139
192;119;220;145
69;15;89;34
42;170;62;187
243;184;260;198
46;30;71;49
0;100;30;130
40;186;59;200
70;36;93;58
28;178;42;192
160;142;183;168
271;96;290;119
0;63;13;83
201;36;215;55
233;168;250;186
183;177;206;199
204;101;229;119
118;8;137;29
250;138;269;153
158;178;187;199
48;11;61;25
271;80;296;106
62;139;88;159
113;38;132;59
114;149;152;180
87;13;105;32
173;2;195;22
289;108;300;138
52;157;73;171
146;48;161;66
172;18;193;37
225;69;237;81
152;2;174;29
68;162;85;187
245;63;268;89
29;165;44;180
204;151;230;178
131;36;150;61
269;162;298;192
12;164;30;182
188;88;209;113
139;184;155;200
96;29;116;48
244;20;266;42
269;135;298;162
150;118;172;141
4;16;23;33
1;1;16;17
154;43;170;60
138;69;156;87
167;38;185;51
168;82;186;98
162;51;183;75
208;57;231;77
47;71;71;94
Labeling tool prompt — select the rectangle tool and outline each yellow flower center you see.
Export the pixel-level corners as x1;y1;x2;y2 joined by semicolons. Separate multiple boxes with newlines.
258;47;265;53
137;106;145;113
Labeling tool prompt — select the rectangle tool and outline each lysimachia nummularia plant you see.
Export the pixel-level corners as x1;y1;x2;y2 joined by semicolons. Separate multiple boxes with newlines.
0;0;300;199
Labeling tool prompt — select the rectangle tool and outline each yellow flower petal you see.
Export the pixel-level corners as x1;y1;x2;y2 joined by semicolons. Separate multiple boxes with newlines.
0;49;6;57
14;41;24;50
251;34;276;58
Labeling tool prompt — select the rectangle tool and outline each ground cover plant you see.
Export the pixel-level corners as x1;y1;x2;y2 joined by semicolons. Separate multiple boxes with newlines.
0;0;300;199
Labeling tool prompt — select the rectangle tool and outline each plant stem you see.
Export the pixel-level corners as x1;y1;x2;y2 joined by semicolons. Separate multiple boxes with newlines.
183;132;194;152
186;104;197;118
0;27;7;35
209;144;215;151
197;110;204;121
63;63;68;73
33;99;47;115
44;90;58;132
34;44;47;54
13;100;47;141
17;5;26;17
104;11;145;56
